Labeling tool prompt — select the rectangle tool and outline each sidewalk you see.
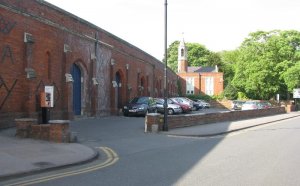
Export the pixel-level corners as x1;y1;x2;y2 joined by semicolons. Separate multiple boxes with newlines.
164;112;300;137
0;129;98;180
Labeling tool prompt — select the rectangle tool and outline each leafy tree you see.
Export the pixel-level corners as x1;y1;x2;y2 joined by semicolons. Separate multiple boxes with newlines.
164;41;179;72
219;50;240;87
164;41;221;72
282;61;300;91
231;30;300;100
223;83;238;100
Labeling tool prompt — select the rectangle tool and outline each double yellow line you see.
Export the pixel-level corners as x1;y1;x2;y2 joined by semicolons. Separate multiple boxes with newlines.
5;147;119;186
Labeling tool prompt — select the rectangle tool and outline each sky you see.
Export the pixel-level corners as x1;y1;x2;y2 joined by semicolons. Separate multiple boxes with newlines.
46;0;300;60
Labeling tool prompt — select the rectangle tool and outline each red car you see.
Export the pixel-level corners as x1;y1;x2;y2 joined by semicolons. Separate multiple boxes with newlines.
169;98;192;113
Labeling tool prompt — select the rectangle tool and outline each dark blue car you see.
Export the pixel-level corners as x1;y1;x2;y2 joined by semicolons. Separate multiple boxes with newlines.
123;96;157;116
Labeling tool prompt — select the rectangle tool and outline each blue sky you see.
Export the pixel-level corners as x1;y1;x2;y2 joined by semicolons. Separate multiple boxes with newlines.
46;0;300;60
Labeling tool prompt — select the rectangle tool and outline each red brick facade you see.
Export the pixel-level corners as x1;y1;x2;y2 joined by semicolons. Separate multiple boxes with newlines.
0;0;178;128
177;38;224;96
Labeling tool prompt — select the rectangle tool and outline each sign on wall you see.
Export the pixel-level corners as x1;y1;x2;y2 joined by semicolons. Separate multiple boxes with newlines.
45;86;54;107
293;88;300;99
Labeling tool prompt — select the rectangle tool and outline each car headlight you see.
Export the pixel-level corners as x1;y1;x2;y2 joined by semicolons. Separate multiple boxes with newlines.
137;105;145;110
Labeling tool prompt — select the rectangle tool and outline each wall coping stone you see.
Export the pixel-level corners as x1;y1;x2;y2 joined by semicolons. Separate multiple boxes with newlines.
15;118;38;122
49;120;70;124
147;113;161;116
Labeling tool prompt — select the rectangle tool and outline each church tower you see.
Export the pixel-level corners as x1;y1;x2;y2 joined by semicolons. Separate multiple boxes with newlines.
178;37;188;73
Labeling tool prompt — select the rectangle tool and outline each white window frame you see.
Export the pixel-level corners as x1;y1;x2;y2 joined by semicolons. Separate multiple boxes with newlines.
205;77;214;96
186;77;194;95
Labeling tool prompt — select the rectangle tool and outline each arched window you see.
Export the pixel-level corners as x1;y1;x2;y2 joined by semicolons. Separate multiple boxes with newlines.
181;48;184;57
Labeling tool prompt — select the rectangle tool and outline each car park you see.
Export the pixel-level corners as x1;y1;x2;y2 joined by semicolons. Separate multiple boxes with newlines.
154;98;183;115
123;96;157;116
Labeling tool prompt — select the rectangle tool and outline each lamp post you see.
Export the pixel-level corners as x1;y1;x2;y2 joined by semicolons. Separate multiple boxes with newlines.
163;0;168;131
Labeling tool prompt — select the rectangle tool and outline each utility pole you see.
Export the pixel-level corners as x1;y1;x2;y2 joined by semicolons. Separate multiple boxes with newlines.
163;0;168;131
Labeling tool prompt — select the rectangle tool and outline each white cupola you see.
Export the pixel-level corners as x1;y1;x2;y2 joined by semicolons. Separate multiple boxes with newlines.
178;35;188;73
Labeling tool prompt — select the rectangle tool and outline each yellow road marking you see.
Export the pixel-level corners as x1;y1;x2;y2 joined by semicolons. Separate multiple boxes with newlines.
5;147;119;186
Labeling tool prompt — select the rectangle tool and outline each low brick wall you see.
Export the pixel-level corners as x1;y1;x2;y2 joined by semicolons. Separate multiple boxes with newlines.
49;120;70;143
15;118;38;138
145;107;286;132
15;119;70;143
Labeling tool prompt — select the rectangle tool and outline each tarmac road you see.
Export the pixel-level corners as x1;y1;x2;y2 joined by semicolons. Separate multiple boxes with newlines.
1;112;300;186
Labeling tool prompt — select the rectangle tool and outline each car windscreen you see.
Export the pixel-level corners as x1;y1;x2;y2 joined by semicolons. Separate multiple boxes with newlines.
131;97;148;104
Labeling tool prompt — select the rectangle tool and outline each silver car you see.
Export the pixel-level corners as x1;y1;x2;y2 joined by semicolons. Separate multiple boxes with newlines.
155;98;183;115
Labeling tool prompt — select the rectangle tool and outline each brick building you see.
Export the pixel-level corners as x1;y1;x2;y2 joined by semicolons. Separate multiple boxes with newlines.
0;0;179;128
177;38;224;96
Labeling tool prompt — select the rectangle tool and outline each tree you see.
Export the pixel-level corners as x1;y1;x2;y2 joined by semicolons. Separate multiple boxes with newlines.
282;61;300;91
231;30;300;100
164;41;220;72
164;41;179;72
219;50;240;87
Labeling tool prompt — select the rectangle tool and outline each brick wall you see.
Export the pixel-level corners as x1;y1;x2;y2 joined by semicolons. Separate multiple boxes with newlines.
0;0;178;128
15;119;70;143
145;107;286;132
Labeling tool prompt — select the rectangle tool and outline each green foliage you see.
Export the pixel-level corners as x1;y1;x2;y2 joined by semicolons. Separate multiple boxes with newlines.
164;41;222;72
223;83;238;100
219;50;240;87
282;61;300;91
177;79;183;96
166;30;300;100
237;92;248;100
231;30;300;100
164;41;179;72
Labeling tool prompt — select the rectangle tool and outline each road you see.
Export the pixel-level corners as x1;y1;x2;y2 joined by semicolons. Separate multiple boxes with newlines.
4;115;300;186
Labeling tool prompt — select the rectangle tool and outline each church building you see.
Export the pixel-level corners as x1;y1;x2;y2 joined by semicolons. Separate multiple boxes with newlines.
177;38;224;96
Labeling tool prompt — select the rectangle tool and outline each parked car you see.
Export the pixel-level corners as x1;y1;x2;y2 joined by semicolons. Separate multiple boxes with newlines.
258;100;272;109
123;96;157;116
170;97;193;113
154;98;183;115
231;100;245;110
241;100;260;110
194;99;211;109
192;101;203;111
241;100;273;110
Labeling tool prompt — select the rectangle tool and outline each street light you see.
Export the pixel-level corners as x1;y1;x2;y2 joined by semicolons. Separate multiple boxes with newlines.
163;0;168;131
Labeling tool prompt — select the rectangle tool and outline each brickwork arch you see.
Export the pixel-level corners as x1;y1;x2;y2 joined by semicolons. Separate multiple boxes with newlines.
114;69;126;109
70;59;88;116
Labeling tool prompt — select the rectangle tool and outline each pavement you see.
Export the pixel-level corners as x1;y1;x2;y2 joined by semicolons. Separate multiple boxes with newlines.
0;111;300;181
163;111;300;137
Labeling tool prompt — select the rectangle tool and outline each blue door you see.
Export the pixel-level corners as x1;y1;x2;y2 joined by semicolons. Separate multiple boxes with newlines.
71;64;81;115
116;72;122;108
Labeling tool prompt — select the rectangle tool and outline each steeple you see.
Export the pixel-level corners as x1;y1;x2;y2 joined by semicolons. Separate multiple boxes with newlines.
178;34;188;73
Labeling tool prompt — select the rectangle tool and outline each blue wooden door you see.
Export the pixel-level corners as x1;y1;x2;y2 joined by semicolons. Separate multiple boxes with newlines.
72;64;81;115
116;72;122;108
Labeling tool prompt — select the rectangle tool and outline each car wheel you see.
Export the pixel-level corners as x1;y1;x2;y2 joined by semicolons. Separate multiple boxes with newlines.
168;108;174;115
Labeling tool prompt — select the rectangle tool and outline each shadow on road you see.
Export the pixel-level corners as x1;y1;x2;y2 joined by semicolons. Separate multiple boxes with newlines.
70;115;231;185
